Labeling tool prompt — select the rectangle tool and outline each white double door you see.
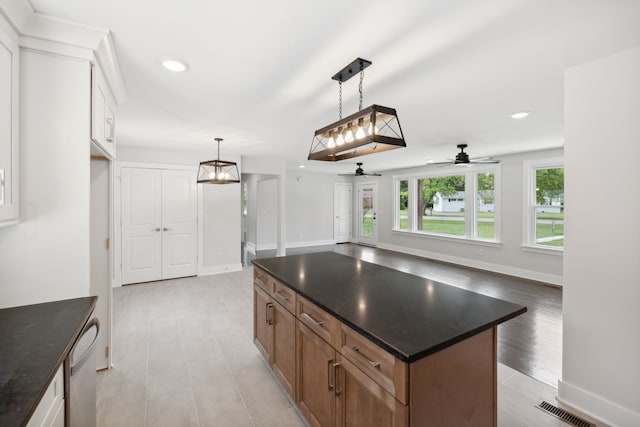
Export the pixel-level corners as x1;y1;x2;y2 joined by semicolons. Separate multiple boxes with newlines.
122;167;197;285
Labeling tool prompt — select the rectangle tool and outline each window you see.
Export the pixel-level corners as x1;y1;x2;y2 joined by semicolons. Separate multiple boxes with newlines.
394;166;499;242
417;175;466;236
524;160;564;250
476;172;495;240
397;180;409;230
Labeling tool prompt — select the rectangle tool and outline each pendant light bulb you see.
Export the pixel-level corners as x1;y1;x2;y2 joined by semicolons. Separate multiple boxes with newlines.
327;130;336;148
336;127;345;146
345;123;354;143
367;121;378;136
355;118;366;140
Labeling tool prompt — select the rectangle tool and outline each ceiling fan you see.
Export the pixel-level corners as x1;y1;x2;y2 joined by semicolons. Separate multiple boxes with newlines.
339;162;382;177
431;144;500;166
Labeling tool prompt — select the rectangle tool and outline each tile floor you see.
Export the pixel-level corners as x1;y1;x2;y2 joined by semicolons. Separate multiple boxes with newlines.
97;268;599;427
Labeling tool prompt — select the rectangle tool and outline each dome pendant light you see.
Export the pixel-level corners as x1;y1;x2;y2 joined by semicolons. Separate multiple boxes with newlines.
308;58;407;162
197;138;240;184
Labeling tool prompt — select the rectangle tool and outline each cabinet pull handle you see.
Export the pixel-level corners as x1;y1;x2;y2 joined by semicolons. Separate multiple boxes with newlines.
266;303;274;325
105;117;114;143
154;227;161;232
352;346;381;368
333;362;341;395
301;312;323;326
327;359;334;391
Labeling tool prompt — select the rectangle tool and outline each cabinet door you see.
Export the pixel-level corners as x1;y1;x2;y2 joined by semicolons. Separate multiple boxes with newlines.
272;300;296;399
335;355;408;427
91;65;115;159
0;24;19;223
297;322;336;427
253;284;272;362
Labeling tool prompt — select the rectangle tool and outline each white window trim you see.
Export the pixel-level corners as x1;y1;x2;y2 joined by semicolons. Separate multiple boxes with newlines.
522;157;564;252
393;164;501;243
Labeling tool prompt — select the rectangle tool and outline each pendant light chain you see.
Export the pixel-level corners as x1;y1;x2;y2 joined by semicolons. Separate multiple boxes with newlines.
359;66;364;112
338;81;343;119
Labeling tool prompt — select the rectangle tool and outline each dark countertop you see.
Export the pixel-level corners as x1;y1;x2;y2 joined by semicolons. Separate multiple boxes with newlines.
253;252;526;363
0;297;97;427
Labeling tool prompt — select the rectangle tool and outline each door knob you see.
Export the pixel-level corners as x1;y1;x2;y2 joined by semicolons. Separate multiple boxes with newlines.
154;227;161;232
163;227;169;232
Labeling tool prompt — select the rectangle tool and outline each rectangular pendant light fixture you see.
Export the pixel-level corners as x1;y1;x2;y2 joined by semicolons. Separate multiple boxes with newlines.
197;138;240;184
308;58;406;162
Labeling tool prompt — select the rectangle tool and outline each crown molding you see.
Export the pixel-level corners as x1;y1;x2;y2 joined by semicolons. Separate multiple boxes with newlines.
0;0;127;102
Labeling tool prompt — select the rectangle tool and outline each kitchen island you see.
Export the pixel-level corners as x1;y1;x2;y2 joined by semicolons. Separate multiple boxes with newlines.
252;252;526;427
0;297;97;427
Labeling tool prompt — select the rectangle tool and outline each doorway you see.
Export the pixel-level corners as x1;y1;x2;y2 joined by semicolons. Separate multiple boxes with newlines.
357;182;378;246
334;183;352;243
120;167;198;285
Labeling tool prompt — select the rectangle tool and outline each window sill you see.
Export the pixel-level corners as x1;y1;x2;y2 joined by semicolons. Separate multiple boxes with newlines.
391;229;502;248
521;244;564;256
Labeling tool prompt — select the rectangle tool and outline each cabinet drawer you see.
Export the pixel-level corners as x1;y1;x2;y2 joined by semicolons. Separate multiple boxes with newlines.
340;325;408;405
254;267;271;292
271;278;296;314
297;296;340;348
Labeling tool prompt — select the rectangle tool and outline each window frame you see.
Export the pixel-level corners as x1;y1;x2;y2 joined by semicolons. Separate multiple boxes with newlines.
393;164;501;243
522;158;564;253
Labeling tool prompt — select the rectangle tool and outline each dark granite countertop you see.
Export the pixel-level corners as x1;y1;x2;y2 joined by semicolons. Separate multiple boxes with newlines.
0;297;97;427
253;252;526;363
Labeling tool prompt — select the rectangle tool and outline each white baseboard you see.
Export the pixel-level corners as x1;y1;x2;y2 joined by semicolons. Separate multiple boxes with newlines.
377;242;563;286
198;263;243;276
286;239;336;249
558;380;640;427
254;239;337;251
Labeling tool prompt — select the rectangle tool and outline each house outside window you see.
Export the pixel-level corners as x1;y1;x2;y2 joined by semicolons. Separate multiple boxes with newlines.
394;166;499;242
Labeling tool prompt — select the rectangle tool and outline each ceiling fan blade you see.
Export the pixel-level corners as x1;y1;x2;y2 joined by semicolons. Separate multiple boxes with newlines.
470;159;500;164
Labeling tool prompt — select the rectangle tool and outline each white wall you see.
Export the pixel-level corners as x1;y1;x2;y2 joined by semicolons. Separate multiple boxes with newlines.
200;183;241;273
375;148;564;285
286;170;351;247
559;46;640;426
256;178;277;249
0;50;91;308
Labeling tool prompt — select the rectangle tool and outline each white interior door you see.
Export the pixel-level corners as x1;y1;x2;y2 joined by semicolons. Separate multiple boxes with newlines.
122;168;162;284
90;157;111;370
334;183;352;243
161;169;197;280
358;182;378;246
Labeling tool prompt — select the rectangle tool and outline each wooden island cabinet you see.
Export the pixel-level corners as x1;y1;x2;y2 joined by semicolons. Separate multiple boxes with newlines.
253;253;526;427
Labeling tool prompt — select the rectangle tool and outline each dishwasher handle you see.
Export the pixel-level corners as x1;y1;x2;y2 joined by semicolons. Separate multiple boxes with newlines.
71;317;100;375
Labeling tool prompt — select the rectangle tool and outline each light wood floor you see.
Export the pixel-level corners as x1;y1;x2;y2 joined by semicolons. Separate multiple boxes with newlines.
251;243;562;388
98;263;603;427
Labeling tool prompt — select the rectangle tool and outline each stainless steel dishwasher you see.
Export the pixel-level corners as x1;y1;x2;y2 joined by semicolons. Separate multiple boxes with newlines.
67;315;100;427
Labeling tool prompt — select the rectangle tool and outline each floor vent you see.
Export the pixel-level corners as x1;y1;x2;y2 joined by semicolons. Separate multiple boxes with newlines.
536;401;595;427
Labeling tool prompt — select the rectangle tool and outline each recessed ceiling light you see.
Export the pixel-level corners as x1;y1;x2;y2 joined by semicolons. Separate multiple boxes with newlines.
299;165;305;168
161;59;188;72
510;111;530;119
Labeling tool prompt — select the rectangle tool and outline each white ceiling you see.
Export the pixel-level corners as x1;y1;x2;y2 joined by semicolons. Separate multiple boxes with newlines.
28;0;640;174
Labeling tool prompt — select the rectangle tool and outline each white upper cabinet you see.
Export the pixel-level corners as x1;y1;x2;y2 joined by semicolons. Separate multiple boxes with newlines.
91;64;116;159
0;22;19;225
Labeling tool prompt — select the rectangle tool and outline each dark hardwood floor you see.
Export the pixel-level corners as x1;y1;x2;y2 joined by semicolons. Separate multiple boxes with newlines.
250;243;562;388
